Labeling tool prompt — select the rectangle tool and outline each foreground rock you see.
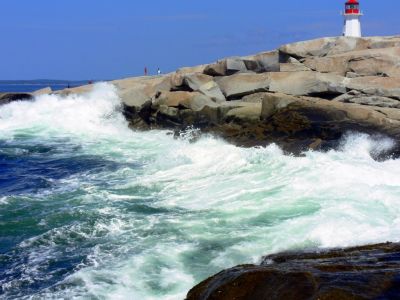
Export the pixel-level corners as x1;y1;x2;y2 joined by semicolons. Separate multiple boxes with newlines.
186;243;400;300
0;88;51;106
0;93;33;105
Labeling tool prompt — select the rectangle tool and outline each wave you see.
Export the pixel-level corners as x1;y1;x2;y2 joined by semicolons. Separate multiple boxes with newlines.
0;83;129;140
1;84;400;299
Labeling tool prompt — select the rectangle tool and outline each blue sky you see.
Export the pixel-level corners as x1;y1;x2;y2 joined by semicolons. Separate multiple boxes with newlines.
0;0;399;80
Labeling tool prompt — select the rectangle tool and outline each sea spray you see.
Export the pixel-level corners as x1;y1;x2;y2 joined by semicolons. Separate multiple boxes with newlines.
0;83;128;140
1;84;400;299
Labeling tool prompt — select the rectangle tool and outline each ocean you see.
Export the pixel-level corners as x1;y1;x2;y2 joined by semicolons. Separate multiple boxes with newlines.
0;80;91;93
1;83;400;299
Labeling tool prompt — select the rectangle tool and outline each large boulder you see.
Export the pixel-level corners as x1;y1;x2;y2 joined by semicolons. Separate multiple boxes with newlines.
333;91;400;108
241;92;272;103
0;93;33;106
362;36;400;51
303;47;400;77
280;36;400;59
225;106;261;122
347;47;400;78
222;101;262;122
225;57;248;74
204;52;280;76
261;92;298;119
269;71;347;97
186;243;400;300
217;73;270;99
157;98;262;127
32;87;52;96
203;57;250;76
227;92;298;119
176;64;207;75
373;106;400;122
153;91;219;112
55;75;172;111
113;75;172;109
203;60;227;76
302;54;350;75
345;76;400;99
280;37;339;58
280;62;311;72
171;65;209;87
258;94;400;153
244;92;400;154
244;51;280;72
181;73;225;103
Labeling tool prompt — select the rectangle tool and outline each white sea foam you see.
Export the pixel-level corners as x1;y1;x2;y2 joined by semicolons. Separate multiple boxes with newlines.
0;83;130;141
42;133;399;300
0;196;8;205
1;84;400;300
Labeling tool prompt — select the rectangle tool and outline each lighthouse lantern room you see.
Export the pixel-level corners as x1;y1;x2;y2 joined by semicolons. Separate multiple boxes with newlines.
343;0;362;37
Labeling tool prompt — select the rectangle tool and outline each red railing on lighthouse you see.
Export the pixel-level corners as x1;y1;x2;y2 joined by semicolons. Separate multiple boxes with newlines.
345;0;360;14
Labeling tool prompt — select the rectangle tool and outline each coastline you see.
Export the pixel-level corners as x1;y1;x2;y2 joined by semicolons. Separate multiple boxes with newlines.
2;35;400;298
57;35;400;160
54;35;400;298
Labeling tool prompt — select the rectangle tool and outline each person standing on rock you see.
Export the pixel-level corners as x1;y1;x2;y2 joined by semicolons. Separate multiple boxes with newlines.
144;67;148;76
157;68;161;76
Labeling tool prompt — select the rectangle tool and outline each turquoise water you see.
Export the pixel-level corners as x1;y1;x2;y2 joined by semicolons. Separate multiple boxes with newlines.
1;83;400;299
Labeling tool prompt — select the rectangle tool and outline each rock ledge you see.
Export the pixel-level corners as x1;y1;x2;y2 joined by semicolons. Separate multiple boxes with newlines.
186;243;400;300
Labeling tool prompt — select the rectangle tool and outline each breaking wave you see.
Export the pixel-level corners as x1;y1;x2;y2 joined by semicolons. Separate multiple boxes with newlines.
1;84;400;299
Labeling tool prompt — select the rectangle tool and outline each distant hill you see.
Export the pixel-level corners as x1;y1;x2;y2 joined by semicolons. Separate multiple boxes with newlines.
0;80;91;85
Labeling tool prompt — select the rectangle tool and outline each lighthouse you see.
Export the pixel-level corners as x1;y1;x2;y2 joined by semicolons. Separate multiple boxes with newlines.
343;0;362;37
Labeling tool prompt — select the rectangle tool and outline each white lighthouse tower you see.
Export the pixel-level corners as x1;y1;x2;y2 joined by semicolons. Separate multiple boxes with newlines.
343;0;363;37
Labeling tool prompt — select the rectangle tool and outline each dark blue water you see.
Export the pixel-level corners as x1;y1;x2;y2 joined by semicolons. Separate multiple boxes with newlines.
0;137;142;298
0;139;123;197
0;81;91;93
1;84;400;299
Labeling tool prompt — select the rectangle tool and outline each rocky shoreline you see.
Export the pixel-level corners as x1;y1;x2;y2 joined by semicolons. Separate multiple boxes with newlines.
2;36;400;299
58;35;400;159
3;36;400;158
186;242;400;300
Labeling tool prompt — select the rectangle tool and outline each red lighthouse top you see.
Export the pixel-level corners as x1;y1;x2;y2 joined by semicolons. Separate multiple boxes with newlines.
345;0;360;15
